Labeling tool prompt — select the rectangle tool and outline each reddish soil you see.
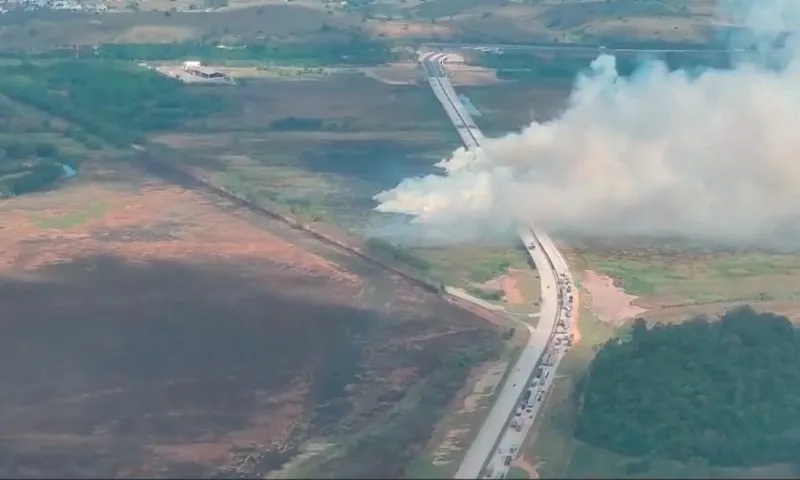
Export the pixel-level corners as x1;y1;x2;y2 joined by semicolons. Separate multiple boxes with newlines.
581;270;648;326
0;160;498;478
500;270;525;305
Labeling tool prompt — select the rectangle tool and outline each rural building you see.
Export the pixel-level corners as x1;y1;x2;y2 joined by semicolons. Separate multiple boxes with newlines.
181;61;230;81
186;66;230;80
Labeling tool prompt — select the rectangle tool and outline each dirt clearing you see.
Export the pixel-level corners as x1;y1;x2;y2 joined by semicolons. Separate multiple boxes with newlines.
581;270;648;326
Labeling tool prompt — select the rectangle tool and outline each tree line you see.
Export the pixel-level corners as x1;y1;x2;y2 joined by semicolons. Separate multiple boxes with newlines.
0;61;226;146
0;141;74;198
576;306;800;467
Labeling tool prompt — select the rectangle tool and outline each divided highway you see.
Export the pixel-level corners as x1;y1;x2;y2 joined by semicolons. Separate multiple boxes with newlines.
418;51;577;479
422;42;749;54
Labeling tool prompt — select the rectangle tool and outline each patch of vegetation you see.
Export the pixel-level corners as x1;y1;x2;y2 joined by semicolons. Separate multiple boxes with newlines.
32;36;395;67
365;237;433;273
0;140;75;198
592;259;672;295
405;456;448;479
577;306;800;467
414;247;529;286
0;61;226;146
33;203;111;230
269;116;354;132
466;286;503;302
506;466;530;479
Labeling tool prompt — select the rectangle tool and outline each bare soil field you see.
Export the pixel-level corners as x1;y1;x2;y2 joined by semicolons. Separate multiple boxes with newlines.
0;157;500;478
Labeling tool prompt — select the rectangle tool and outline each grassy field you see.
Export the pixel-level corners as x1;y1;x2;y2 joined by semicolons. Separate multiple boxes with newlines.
31;202;112;229
580;250;800;305
413;246;532;285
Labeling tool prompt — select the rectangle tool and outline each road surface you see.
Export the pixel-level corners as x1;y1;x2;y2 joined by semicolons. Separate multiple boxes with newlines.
417;52;577;479
422;42;750;54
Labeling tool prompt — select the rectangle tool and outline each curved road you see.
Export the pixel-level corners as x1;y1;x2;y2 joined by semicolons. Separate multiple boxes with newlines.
417;52;577;479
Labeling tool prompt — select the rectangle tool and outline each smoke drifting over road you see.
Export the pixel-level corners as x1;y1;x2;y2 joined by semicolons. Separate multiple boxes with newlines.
374;0;800;249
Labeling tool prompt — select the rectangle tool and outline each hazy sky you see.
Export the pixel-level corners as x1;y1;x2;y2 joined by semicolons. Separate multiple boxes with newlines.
374;0;800;249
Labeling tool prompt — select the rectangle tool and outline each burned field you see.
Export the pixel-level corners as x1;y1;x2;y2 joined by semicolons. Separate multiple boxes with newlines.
0;159;500;478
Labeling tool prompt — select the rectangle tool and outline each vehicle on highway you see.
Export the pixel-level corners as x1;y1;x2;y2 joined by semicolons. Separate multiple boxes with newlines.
421;49;574;480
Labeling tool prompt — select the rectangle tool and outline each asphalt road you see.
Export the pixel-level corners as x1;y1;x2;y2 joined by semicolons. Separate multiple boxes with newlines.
422;42;750;54
417;51;577;479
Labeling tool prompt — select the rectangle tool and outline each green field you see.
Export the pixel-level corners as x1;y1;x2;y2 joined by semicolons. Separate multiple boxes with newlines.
33;203;112;230
584;252;800;303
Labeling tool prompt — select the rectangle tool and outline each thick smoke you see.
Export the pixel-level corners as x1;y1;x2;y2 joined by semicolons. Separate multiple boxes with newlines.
374;0;800;249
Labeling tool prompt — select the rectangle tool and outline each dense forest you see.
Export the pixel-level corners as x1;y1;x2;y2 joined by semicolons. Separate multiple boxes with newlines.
0;141;74;198
0;61;225;146
576;306;800;467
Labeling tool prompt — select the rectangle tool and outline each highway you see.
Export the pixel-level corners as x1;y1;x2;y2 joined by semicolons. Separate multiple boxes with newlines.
418;51;577;479
422;41;751;54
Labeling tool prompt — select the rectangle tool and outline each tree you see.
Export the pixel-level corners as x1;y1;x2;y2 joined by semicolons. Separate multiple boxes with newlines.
576;306;800;467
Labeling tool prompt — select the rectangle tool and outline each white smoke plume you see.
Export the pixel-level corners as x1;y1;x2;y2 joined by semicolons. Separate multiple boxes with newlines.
373;0;800;249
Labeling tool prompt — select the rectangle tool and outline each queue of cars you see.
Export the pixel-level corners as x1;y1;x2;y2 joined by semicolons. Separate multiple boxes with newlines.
485;272;577;479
